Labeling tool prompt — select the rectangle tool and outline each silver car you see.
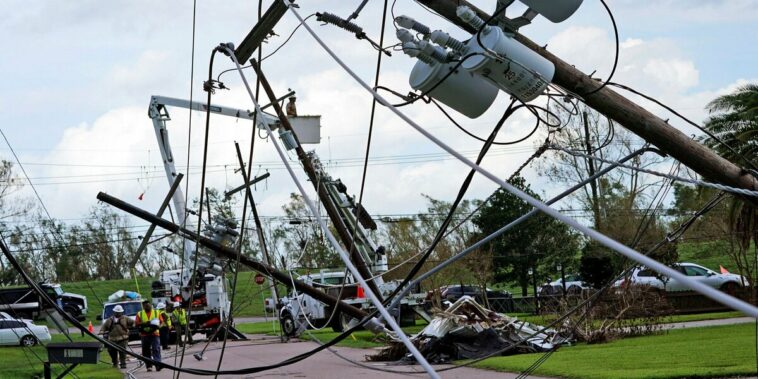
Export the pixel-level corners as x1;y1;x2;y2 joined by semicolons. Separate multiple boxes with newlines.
0;318;51;346
615;262;745;293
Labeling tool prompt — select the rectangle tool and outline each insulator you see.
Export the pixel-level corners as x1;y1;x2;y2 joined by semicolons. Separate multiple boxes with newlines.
402;42;435;65
456;6;486;31
395;15;430;36
396;29;415;44
430;30;467;53
417;41;448;63
316;12;364;35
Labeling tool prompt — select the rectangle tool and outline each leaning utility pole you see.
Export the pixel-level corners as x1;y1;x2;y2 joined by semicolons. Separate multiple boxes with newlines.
418;0;758;195
97;192;371;321
248;59;384;301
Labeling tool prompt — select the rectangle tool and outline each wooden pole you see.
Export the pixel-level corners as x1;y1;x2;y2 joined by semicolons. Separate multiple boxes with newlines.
96;192;370;320
417;0;758;195
247;59;384;301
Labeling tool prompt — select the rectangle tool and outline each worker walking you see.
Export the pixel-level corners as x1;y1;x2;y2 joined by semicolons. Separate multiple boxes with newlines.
135;300;162;372
156;302;172;350
101;305;133;369
167;301;191;346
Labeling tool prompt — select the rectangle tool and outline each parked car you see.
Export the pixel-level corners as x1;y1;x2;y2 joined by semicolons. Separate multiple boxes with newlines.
438;285;512;303
538;274;589;295
0;318;51;346
614;262;745;293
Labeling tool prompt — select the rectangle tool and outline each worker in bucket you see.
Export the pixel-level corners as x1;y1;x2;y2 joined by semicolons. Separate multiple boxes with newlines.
135;300;163;372
167;301;191;346
101;304;134;369
286;96;297;117
156;302;172;350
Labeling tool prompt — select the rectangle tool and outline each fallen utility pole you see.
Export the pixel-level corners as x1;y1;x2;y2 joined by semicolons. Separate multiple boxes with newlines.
418;0;758;196
96;191;370;321
129;173;183;268
232;142;280;309
248;59;384;301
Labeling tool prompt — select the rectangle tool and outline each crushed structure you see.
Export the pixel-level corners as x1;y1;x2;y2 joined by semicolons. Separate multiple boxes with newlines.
371;296;571;364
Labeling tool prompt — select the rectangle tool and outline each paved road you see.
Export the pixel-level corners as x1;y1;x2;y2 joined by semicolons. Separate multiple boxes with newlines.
657;316;754;330
107;317;756;378
120;334;545;379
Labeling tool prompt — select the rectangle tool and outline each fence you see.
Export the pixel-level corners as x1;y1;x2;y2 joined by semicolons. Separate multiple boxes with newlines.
506;288;755;316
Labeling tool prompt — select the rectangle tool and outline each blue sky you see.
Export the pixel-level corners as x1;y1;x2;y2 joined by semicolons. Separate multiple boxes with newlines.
0;0;756;223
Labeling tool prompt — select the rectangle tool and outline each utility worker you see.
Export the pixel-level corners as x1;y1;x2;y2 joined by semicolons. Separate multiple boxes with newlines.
286;96;298;117
167;301;192;346
156;302;172;350
135;300;162;372
101;305;133;369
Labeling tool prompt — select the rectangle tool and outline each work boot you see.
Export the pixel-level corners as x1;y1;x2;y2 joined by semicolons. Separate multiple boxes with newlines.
120;364;127;369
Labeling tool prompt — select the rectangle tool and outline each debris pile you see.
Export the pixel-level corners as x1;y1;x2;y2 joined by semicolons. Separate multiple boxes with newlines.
370;296;570;364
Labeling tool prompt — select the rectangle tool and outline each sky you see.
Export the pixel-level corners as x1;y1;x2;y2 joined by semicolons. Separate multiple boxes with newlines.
0;0;756;230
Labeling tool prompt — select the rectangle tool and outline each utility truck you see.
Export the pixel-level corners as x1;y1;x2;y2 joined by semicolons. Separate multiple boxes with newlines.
147;94;427;338
0;283;87;321
271;153;430;336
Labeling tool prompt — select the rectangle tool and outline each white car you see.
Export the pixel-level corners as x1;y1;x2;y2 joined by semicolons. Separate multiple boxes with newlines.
0;318;51;346
538;274;588;295
615;262;746;293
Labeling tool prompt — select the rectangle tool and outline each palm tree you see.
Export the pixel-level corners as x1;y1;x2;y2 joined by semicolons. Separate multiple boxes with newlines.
702;83;758;296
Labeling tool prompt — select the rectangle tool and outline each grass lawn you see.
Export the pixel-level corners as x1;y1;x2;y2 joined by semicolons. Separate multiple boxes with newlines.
61;271;272;322
473;323;758;379
519;310;746;327
236;319;428;349
0;334;121;379
677;241;740;273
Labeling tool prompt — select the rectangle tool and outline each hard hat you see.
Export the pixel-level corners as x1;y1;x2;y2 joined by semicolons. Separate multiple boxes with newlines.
156;302;166;310
113;305;124;313
173;302;181;308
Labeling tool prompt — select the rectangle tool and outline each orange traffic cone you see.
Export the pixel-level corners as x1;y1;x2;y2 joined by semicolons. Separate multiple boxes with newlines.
88;321;94;333
356;285;365;299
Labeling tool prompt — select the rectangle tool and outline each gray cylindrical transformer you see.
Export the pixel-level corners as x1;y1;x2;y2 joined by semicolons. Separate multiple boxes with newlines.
409;60;499;119
462;27;554;102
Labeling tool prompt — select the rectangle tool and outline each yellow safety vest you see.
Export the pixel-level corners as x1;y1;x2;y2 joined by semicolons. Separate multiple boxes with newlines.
158;310;172;328
173;308;188;326
137;309;161;336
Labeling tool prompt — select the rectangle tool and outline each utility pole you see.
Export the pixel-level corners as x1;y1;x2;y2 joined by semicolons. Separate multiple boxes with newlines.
417;0;758;196
248;59;384;301
582;111;601;230
97;192;371;321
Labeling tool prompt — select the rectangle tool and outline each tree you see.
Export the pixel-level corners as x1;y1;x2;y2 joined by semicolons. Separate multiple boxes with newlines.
473;176;579;296
540;105;677;283
700;83;758;294
0;159;35;282
539;105;665;231
380;195;479;292
278;193;341;270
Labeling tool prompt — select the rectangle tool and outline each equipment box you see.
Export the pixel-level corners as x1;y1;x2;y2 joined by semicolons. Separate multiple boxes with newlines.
47;342;102;364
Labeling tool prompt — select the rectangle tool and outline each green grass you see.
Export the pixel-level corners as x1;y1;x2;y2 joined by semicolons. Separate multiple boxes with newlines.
60;271;272;322
236;319;282;335
0;334;121;379
519;310;745;327
236;319;428;349
677;240;735;273
473;323;758;379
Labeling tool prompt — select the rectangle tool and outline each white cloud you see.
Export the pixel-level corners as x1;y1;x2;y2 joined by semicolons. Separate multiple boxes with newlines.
5;1;753;226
